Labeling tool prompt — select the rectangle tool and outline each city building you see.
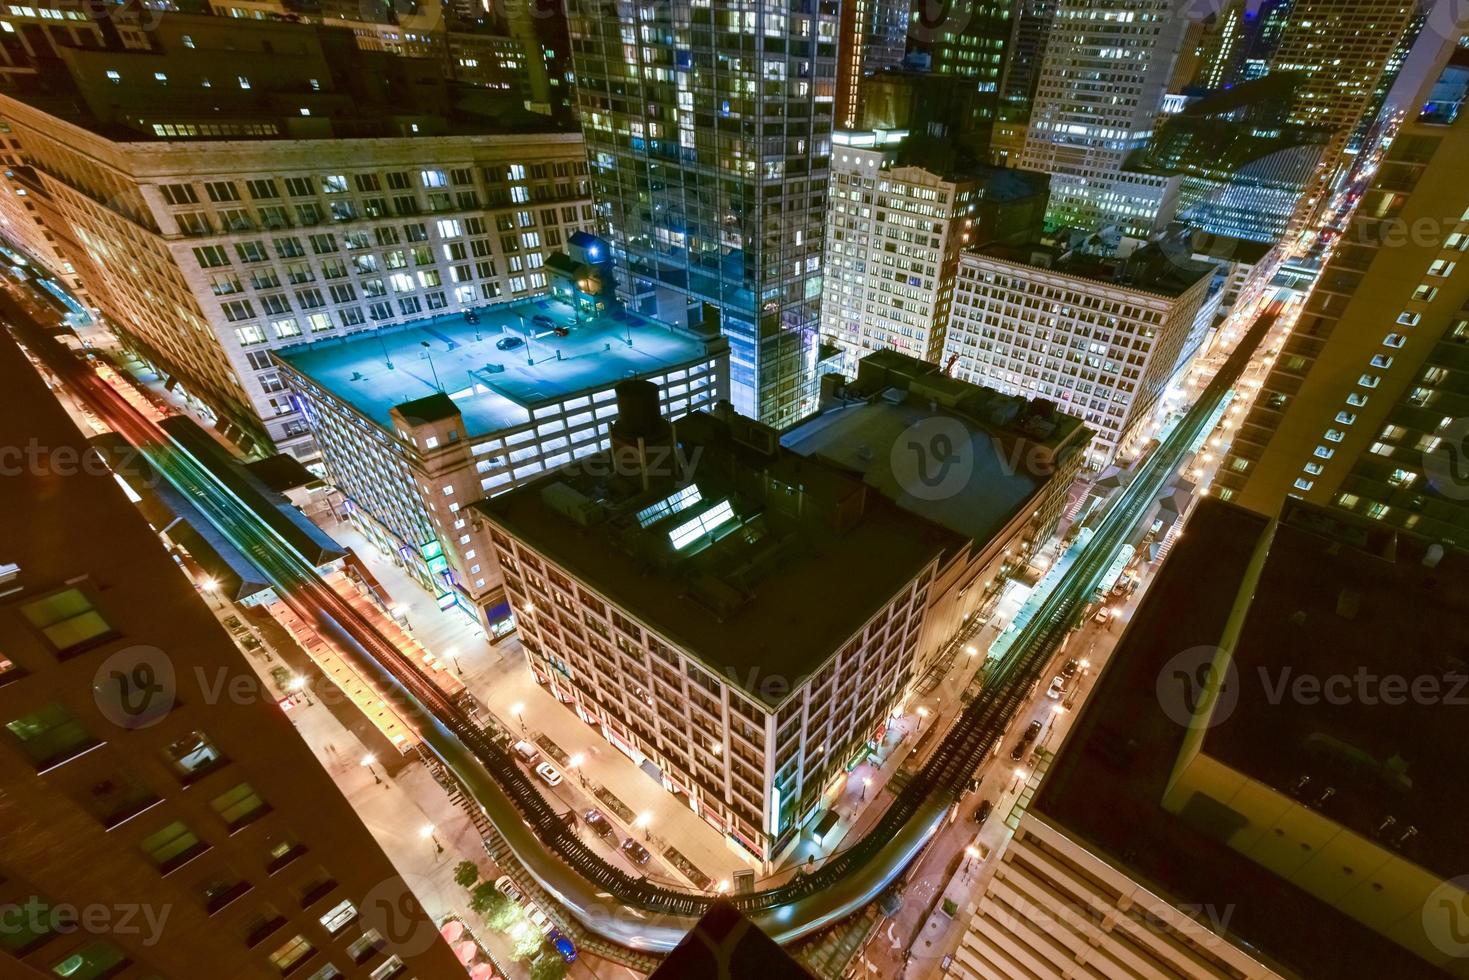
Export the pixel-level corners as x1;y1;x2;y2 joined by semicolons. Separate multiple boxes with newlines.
565;0;836;428
0;12;595;455
951;496;1466;979
908;0;1016;155
944;240;1215;467
784;350;1091;679
474;388;960;864
1217;38;1469;545
858;68;999;151
821;132;1048;375
0;317;460;978
1268;0;1419;216
274;297;729;631
834;0;907;130
1017;0;1190;236
1192;0;1251;90
1241;0;1294;82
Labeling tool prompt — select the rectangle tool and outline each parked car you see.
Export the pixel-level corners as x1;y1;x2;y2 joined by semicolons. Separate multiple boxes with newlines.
512;740;538;763
534;762;563;787
1009;741;1027;761
496;335;524;351
1060;659;1079;679
584;809;616;841
1023;720;1043;743
269;666;294;693
620;838;651;866
532;314;555;328
547;929;577;963
973;800;993;824
527;906;554;934
1093;606;1112;625
551;326;570;337
1046;675;1066;700
494;875;523;905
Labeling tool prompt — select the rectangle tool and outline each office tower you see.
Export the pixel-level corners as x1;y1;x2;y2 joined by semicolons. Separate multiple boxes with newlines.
1139;74;1330;243
821;132;1048;375
950;496;1465;979
910;0;1016;154
944;241;1215;467
0;323;459;977
992;0;1057;165
1241;0;1293;81
1168;16;1209;93
565;0;836;428
1018;0;1190;235
1193;0;1251;90
857;68;995;148
834;0;908;129
1344;3;1427;159
1269;0;1419;212
0;13;594;456
477;389;953;863
784;350;1091;679
275;298;728;629
1218;39;1469;544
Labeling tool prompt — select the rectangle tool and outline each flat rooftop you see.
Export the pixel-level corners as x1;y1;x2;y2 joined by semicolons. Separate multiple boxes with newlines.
476;411;961;705
973;241;1214;299
276;298;717;435
1033;497;1458;978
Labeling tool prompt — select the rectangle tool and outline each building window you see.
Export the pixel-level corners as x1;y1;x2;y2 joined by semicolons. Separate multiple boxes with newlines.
347;929;385;963
140;820;210;874
238;75;252;90
163;730;226;783
318;899;357;935
19;588;115;655
5;703;99;769
268;935;315;974
49;941;130;979
211;782;270;831
105;70;120;84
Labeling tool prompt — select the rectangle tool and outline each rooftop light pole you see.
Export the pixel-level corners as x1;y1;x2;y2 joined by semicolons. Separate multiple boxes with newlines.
419;341;442;391
377;328;394;370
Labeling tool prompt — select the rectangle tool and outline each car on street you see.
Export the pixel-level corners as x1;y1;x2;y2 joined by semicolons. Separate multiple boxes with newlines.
620;838;651;866
1046;675;1066;700
494;875;523;905
973;800;993;824
1009;741;1027;761
534;762;563;787
584;808;616;841
269;666;294;693
512;740;538;763
1061;659;1079;679
496;335;524;351
551;325;570;337
1093;606;1111;625
1023;720;1042;742
547;929;577;963
527;906;554;934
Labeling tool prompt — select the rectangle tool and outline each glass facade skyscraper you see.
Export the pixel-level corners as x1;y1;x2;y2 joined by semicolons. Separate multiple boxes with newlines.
566;0;838;426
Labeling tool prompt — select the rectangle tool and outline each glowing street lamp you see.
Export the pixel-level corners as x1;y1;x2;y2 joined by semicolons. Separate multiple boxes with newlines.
860;775;873;801
635;811;652;841
420;823;443;854
511;702;526;734
360;753;383;785
1011;767;1028;792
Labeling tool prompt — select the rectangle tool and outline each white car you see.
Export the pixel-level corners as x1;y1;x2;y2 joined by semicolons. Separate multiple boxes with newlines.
494;874;523;905
1046;675;1066;700
534;762;563;787
527;906;556;935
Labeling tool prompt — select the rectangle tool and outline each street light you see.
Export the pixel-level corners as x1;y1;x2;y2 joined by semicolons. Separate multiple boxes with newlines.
635;811;652;841
445;645;463;676
1010;767;1027;792
860;775;872;801
420;823;443;854
511;702;526;734
287;675;313;706
361;753;382;785
569;752;586;787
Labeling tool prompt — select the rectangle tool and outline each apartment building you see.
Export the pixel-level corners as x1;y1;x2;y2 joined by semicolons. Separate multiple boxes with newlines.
822;133;1047;376
944;241;1215;467
474;391;958;864
953;497;1467;979
1218;38;1469;545
833;0;907;129
0;13;594;455
275;296;729;631
0;323;460;978
784;350;1091;679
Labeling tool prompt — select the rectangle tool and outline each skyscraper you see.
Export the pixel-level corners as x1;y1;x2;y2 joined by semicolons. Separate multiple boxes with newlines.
834;0;909;129
566;0;837;427
910;0;1016;154
1217;36;1469;543
1017;0;1190;235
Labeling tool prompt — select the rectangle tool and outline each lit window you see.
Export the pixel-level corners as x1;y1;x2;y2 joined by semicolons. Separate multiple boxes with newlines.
1396;312;1420;326
1388;468;1417;487
1336;493;1360;508
211;782;269;830
105;70;120;83
1366;502;1390;519
20;588;114;654
49;941;129;979
1293;478;1314;491
237;75;251;89
140;820;209;873
319;899;357;935
5;703;98;770
153;71;168;84
1304;462;1323;475
1325;429;1345;443
182;34;194;47
1370;354;1394;369
163;730;225;782
1314;446;1334;459
268;935;315;973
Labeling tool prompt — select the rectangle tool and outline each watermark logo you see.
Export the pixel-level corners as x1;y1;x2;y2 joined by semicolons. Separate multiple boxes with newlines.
1426;1;1469;44
891;416;973;501
1425;417;1469;501
908;0;974;45
1422;876;1469;957
360;872;445;958
1156;646;1238;729
93;645;175;730
0;898;171;947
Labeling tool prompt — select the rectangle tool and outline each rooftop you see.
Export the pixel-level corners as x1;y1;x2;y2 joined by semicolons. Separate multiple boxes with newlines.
475;408;960;705
971;241;1215;299
276;297;720;435
1033;497;1460;978
783;351;1089;549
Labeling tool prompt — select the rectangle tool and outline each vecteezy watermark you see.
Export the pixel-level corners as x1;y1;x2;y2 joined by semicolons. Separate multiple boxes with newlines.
360;873;446;958
0;897;171;947
907;0;975;45
92;645;177;730
1422;876;1469;957
571;443;704;481
0;440;155;485
1255;667;1468;707
988;892;1237;951
1424;417;1469;501
891;416;974;501
1156;646;1239;729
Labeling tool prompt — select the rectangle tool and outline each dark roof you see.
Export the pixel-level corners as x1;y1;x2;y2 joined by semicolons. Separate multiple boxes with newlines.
246;453;323;494
1033;497;1456;978
392;392;461;426
650;901;813;980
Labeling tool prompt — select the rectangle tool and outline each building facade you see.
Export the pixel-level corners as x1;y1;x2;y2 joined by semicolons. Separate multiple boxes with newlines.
565;0;836;428
944;242;1214;467
1218;38;1469;546
834;0;907;129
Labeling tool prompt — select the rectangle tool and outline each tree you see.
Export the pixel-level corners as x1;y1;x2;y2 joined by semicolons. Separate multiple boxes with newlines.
469;882;506;919
530;955;569;980
453;860;480;890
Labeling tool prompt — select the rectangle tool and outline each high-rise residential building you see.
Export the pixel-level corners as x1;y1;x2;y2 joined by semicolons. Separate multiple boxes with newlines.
275;296;729;630
1192;0;1251;90
475;389;956;863
1269;0;1419;215
909;0;1016;154
951;496;1464;979
834;0;908;129
1241;0;1294;81
1018;0;1190;236
1344;3;1427;159
1217;38;1469;545
565;0;836;428
821;132;1048;375
0;13;595;456
944;240;1215;467
0;324;461;978
992;0;1057;166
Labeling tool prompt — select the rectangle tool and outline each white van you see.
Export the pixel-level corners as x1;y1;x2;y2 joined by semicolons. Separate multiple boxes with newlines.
512;740;539;763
